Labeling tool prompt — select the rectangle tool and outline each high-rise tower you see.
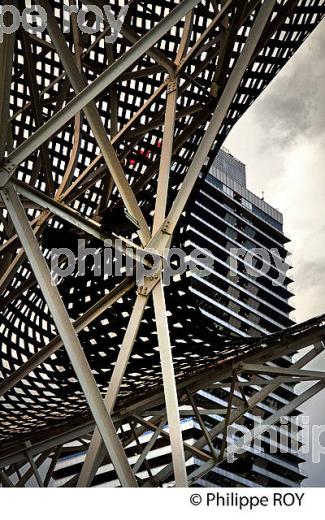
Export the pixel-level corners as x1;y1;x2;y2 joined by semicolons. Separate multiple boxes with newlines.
53;149;305;488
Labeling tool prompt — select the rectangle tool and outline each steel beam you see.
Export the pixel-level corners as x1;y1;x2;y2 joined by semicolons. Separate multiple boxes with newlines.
121;24;176;77
152;282;188;487
35;0;150;244
77;292;148;486
0;421;94;470
128;419;156;485
187;392;217;457
156;0;277;243
143;408;229;416
217;372;236;462
44;446;62;487
0;2;15;161
132;415;212;465
148;342;325;485
19;28;55;195
15;450;51;488
0;339;324;476
132;416;167;475
0;471;14;488
177;0;237;71
0;184;137;488
0;277;135;398
238;363;325;380
0;0;202;187
0;5;16;279
188;379;325;485
23;442;44;488
152;79;178;234
13;180;148;265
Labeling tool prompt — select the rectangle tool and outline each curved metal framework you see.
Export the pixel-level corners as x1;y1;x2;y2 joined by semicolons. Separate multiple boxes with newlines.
0;0;324;487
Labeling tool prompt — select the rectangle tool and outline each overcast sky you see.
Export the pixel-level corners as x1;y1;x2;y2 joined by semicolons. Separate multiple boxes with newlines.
224;20;325;486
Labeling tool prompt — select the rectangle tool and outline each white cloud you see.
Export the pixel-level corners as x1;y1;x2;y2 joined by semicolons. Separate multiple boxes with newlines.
224;20;325;485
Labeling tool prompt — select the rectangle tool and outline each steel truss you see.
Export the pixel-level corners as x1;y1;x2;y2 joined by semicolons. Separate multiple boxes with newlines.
0;0;324;487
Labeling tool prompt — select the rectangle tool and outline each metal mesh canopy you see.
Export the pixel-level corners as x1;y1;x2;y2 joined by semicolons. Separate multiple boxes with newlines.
0;0;325;485
1;312;325;455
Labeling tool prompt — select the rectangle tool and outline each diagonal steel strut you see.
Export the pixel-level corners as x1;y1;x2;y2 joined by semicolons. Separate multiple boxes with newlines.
0;184;137;488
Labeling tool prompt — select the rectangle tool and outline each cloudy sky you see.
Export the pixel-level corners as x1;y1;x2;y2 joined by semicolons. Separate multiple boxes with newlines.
224;19;325;486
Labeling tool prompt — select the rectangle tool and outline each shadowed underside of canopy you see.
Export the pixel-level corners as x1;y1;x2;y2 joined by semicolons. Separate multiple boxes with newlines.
0;0;324;487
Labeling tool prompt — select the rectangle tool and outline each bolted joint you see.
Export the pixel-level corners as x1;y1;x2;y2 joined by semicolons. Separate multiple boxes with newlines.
166;79;178;94
137;272;161;296
162;219;172;235
0;163;17;189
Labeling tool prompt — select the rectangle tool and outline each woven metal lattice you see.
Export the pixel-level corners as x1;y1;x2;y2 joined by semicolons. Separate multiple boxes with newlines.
0;0;324;451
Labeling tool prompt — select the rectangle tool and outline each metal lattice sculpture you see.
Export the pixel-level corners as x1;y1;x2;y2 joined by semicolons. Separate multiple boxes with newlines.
0;0;325;487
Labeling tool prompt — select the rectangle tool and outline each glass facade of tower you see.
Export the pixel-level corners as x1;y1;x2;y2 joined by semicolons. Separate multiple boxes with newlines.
190;148;294;338
183;149;305;487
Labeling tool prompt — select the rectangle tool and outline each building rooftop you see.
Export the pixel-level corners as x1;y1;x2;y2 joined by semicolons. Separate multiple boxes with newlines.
209;149;283;230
